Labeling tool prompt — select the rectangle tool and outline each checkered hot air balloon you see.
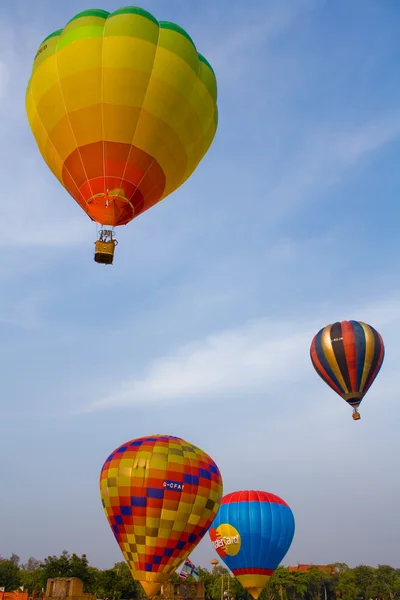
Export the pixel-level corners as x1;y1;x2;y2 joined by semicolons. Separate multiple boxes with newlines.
26;7;218;264
310;320;385;420
209;490;295;600
100;434;223;598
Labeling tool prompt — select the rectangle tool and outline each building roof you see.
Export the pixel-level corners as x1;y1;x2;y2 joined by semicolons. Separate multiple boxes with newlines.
287;564;336;574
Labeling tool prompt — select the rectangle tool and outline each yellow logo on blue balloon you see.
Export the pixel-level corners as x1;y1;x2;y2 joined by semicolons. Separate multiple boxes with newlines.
209;523;241;558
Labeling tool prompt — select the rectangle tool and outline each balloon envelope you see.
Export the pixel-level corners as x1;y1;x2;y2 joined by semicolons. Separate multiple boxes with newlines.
209;490;295;600
26;7;218;228
310;320;385;412
100;434;223;597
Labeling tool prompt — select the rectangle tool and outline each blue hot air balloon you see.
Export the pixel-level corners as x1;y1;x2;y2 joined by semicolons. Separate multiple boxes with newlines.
209;490;295;600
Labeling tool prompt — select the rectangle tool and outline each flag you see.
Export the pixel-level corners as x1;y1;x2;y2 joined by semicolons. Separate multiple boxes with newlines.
179;558;199;581
178;571;188;580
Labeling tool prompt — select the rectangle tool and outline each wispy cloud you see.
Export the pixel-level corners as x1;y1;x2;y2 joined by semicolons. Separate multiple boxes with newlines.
82;291;400;414
82;321;310;413
0;288;46;329
0;161;90;247
0;59;8;101
200;0;318;80
263;112;400;220
0;11;91;249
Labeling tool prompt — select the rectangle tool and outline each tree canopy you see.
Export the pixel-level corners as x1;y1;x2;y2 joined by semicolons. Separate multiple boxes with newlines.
0;553;399;600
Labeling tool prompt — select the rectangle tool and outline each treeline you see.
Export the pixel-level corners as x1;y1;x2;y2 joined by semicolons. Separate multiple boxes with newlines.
0;553;140;599
0;553;399;600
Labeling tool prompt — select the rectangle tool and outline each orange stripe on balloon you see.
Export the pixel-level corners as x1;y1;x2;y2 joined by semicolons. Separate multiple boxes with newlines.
62;141;166;226
341;321;357;392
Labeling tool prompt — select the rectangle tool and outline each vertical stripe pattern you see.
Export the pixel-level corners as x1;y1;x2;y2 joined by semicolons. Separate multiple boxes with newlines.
209;490;295;600
310;320;385;408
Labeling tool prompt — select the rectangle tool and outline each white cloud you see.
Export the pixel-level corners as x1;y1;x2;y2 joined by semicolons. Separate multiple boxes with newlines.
0;288;46;329
0;163;90;248
202;0;318;80
265;112;400;220
0;16;90;249
83;323;310;412
82;291;400;413
333;112;400;161
0;60;8;100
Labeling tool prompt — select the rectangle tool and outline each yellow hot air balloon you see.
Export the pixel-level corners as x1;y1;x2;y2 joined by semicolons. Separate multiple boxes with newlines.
26;7;218;264
100;434;223;598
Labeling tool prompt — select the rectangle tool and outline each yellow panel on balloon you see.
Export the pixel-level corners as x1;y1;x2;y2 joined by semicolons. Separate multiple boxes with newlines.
26;5;218;241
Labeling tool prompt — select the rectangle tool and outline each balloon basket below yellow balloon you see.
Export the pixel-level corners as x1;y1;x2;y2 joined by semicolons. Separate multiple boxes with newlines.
94;229;118;265
352;409;361;421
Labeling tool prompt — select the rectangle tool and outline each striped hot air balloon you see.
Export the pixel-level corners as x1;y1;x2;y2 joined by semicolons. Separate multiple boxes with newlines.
209;490;295;600
310;320;385;420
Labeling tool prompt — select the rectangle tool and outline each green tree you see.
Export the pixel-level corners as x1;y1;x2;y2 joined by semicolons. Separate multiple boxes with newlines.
20;557;45;594
41;551;72;581
288;571;309;600
4;551;400;600
336;569;358;600
198;566;216;600
91;568;117;598
112;562;141;599
41;551;93;590
353;565;376;599
0;557;22;591
263;566;293;600
305;567;331;600
23;558;42;571
208;566;230;600
69;554;93;588
375;565;398;600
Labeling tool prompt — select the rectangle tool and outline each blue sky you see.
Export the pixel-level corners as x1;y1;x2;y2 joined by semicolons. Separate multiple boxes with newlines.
1;0;400;572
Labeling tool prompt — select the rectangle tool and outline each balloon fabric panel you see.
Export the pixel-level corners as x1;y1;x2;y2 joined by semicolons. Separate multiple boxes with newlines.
100;434;223;588
310;320;385;406
26;7;218;227
209;491;295;600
